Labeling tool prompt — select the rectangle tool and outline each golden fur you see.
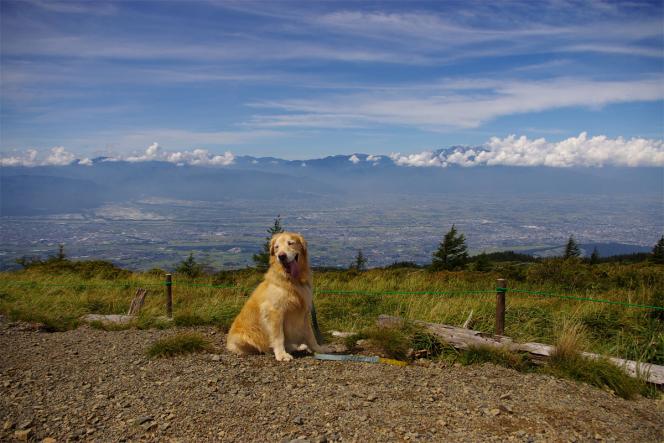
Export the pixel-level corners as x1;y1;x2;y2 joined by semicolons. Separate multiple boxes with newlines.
226;232;324;361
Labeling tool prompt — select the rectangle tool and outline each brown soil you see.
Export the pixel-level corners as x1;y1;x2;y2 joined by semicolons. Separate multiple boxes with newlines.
1;317;662;443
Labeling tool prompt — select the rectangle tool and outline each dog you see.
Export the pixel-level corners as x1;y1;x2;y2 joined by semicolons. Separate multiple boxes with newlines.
226;232;324;361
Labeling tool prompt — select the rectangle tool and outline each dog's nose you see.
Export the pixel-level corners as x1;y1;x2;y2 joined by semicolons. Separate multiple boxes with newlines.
278;253;288;262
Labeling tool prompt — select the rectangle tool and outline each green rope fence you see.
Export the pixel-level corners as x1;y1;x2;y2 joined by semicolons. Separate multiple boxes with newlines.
0;279;662;310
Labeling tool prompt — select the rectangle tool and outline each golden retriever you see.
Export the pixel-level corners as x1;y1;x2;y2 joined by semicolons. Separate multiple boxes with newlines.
226;232;324;361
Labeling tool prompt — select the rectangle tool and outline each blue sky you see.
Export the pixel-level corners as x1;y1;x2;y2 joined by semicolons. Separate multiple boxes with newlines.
1;0;663;162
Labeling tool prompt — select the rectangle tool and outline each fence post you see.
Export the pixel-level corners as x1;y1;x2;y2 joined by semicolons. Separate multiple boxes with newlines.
165;273;173;318
496;278;506;335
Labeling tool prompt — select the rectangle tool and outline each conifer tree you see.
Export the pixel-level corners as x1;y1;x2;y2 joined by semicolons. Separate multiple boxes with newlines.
474;252;491;272
431;225;468;270
351;249;367;271
252;216;284;270
589;247;600;265
564;236;581;259
56;244;66;260
176;253;203;278
653;235;664;264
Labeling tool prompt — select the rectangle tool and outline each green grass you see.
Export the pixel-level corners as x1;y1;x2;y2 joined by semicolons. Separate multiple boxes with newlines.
543;352;656;399
146;332;214;358
0;258;662;367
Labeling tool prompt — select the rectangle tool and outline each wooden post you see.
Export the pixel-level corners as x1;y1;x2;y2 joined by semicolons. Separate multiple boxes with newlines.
496;278;506;336
165;274;173;318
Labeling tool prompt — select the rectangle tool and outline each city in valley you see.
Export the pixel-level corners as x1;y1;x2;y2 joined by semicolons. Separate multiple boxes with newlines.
1;193;657;271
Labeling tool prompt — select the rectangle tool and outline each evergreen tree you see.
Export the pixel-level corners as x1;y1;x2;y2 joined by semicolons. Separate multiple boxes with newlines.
252;216;284;270
56;244;66;260
589;247;600;265
351;249;367;271
564;236;581;259
474;252;492;272
431;225;468;270
653;235;664;264
176;253;203;278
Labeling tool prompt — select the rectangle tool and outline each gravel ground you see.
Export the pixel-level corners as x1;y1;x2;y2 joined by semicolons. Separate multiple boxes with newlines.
1;316;662;443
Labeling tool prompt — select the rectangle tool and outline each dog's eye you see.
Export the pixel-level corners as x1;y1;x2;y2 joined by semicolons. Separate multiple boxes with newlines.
287;241;294;246
274;245;279;249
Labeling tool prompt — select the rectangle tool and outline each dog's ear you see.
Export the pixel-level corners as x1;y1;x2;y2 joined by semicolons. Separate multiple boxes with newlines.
295;233;307;253
269;234;279;256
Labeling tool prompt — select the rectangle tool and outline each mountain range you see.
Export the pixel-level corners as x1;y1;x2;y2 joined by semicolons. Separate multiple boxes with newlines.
1;151;662;216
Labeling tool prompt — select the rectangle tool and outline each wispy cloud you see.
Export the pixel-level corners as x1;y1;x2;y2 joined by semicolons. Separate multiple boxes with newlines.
390;133;664;168
249;77;664;130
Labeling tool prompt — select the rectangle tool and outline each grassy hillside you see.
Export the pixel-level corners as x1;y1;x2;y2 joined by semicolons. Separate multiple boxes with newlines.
1;257;662;366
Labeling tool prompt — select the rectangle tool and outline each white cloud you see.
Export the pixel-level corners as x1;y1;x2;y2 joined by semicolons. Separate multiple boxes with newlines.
1;144;235;167
249;77;664;131
126;142;161;162
0;149;39;166
127;144;235;166
390;133;664;168
389;151;446;167
366;154;382;163
44;146;76;165
348;154;360;164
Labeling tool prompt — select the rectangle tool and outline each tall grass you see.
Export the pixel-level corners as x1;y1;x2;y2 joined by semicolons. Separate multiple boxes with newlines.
0;259;662;365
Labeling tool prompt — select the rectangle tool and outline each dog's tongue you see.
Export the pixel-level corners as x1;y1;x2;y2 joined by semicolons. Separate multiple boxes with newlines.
289;258;300;279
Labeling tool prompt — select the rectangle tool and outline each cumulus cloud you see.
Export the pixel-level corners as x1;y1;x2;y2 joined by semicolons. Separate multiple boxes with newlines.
0;149;39;166
125;142;161;162
44;146;76;165
0;143;235;167
116;143;234;166
348;154;360;164
0;147;84;166
390;133;664;168
163;148;235;166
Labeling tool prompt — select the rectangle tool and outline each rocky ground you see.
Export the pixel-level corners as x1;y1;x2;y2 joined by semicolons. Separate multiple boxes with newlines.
1;316;662;443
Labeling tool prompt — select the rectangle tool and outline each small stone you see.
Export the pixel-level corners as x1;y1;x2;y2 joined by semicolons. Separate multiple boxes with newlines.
359;415;368;422
500;392;512;400
14;429;32;442
489;408;501;416
366;394;378;402
210;354;221;362
18;419;34;430
3;420;14;430
42;438;57;443
436;419;447;427
293;416;304;425
134;416;153;426
141;421;158;432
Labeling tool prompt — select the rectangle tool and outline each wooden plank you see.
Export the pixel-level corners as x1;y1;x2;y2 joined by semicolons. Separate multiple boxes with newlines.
376;315;664;385
127;288;148;315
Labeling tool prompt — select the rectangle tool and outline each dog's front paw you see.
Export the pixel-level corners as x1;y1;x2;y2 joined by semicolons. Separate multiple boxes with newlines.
275;351;293;362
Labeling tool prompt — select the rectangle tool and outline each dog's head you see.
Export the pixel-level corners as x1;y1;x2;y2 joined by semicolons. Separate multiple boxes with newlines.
269;232;308;280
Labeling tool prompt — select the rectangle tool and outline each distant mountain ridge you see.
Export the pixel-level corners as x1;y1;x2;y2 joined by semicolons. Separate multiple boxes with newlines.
1;150;662;216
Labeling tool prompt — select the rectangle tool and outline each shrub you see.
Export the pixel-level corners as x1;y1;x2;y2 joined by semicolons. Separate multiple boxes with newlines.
147;332;213;358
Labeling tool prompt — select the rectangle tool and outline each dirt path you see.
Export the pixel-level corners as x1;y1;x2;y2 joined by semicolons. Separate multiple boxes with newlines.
1;318;662;443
